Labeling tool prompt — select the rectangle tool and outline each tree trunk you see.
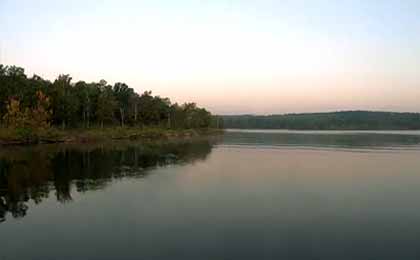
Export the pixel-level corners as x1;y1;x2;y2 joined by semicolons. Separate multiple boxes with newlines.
86;95;90;128
87;109;90;128
120;108;125;127
83;109;86;128
134;103;138;124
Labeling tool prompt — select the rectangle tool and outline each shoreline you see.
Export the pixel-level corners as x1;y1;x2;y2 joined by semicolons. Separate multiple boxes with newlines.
0;127;224;146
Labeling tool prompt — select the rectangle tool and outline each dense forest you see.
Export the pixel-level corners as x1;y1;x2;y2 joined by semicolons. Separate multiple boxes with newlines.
222;111;420;130
0;64;217;132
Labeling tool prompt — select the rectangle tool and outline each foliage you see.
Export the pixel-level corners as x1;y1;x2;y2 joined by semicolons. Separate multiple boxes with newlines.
2;98;31;129
31;91;52;129
96;85;117;128
0;64;218;133
3;90;51;130
1;90;52;141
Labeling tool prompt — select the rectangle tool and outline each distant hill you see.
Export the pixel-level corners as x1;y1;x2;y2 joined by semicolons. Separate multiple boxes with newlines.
221;111;420;130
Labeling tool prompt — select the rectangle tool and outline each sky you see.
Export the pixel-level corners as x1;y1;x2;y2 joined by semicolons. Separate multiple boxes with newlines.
1;0;420;114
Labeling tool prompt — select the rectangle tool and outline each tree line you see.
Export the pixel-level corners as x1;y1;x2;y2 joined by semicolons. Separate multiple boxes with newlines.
0;64;218;130
222;111;420;130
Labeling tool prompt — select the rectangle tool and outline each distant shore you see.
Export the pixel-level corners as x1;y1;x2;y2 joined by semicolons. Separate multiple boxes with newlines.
0;127;224;146
222;111;420;130
224;128;420;135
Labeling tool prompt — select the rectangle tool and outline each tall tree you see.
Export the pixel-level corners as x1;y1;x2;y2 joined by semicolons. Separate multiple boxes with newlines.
113;82;135;127
96;86;116;128
50;75;78;129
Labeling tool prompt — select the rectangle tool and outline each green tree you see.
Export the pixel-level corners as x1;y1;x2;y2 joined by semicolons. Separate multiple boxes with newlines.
96;86;117;128
50;75;77;129
113;82;135;127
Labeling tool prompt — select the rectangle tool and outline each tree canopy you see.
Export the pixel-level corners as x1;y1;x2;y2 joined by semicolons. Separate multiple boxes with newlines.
0;64;217;130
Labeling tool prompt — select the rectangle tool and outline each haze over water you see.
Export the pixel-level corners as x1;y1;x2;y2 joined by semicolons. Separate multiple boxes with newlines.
2;130;420;259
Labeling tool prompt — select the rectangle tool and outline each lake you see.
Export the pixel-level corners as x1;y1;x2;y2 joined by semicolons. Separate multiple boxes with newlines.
2;130;420;260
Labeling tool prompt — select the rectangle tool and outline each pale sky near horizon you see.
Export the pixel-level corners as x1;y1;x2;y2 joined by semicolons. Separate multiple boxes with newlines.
1;0;420;114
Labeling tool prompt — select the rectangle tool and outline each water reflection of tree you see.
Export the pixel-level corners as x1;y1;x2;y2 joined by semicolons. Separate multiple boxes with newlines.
0;139;213;222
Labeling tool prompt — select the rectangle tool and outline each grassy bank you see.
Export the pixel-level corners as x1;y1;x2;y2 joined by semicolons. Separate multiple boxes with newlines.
0;127;224;145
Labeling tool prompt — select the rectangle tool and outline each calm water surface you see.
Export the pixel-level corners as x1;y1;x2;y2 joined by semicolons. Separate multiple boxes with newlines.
2;130;420;260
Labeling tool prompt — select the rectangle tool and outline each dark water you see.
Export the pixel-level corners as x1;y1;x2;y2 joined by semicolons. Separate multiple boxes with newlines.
2;130;420;260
